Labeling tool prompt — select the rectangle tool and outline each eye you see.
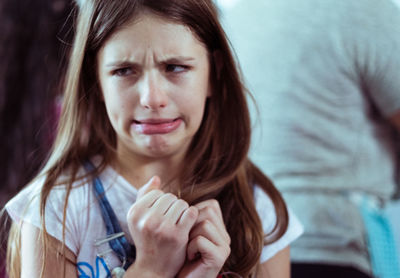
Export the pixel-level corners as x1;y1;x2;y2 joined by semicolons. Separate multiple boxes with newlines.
165;64;188;73
112;67;134;77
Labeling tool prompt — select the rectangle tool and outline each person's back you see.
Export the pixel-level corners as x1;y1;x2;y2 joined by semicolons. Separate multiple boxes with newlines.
219;0;400;276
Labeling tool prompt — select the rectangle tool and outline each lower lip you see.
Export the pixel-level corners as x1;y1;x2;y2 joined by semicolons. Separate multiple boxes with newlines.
132;119;182;135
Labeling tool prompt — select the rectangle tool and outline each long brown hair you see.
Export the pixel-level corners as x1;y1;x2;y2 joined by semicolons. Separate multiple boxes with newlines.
7;0;288;277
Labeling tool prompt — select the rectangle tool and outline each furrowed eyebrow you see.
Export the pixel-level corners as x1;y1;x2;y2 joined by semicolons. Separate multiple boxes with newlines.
161;56;195;64
105;61;138;68
105;56;195;68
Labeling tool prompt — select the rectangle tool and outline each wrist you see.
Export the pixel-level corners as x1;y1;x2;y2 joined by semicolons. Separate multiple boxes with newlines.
124;263;166;278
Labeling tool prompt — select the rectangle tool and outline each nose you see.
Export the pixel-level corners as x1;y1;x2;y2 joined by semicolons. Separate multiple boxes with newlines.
138;73;168;110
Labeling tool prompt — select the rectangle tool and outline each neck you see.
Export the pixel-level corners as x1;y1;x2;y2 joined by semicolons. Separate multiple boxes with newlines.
113;151;183;191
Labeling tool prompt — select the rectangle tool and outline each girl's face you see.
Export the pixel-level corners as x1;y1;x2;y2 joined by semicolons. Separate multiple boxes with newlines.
97;12;211;162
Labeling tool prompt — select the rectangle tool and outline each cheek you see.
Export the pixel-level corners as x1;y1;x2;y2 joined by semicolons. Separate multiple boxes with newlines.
184;94;208;129
103;92;118;117
102;82;132;112
187;79;210;125
102;87;129;125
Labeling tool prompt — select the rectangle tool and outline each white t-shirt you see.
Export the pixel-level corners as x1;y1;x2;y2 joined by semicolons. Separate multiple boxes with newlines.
6;165;303;277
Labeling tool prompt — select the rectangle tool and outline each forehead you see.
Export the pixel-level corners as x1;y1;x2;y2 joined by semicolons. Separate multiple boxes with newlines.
99;11;208;61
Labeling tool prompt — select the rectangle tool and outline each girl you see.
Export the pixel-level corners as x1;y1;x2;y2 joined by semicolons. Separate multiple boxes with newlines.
5;0;303;277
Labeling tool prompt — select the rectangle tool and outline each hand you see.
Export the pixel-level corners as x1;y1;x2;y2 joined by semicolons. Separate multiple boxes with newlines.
178;199;231;278
125;176;199;278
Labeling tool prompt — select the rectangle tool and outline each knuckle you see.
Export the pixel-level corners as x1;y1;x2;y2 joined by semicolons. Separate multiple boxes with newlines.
203;200;220;215
216;246;230;265
225;244;231;257
158;221;173;233
204;206;214;215
140;217;159;233
225;231;231;245
215;254;224;265
126;207;134;221
144;189;163;199
137;215;162;237
227;236;231;245
127;205;140;223
151;189;164;195
156;225;184;243
193;235;203;245
201;219;212;229
154;228;171;241
186;206;199;219
209;199;220;209
164;193;178;200
176;199;189;209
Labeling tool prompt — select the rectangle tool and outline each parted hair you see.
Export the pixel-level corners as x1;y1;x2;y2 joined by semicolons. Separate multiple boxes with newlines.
7;0;289;277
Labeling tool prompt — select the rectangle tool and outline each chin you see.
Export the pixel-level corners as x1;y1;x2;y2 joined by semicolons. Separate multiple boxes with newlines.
145;140;191;161
142;140;176;157
141;149;181;161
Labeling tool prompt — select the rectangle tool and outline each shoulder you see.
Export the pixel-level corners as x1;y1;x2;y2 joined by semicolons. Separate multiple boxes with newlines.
6;175;49;224
5;168;95;255
253;185;304;263
5;168;92;211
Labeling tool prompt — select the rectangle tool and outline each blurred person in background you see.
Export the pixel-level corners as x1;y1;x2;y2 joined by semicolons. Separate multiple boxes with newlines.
218;0;400;277
0;0;72;276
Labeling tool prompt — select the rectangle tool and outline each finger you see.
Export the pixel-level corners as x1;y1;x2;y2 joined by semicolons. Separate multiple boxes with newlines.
195;209;230;245
194;199;223;221
137;176;162;200
195;201;227;236
186;235;217;262
164;199;189;223
189;220;229;247
177;206;198;231
127;189;164;223
132;177;163;210
150;193;178;214
186;236;231;268
196;206;222;227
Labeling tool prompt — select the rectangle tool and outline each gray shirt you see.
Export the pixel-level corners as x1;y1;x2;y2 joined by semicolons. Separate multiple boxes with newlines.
219;0;400;274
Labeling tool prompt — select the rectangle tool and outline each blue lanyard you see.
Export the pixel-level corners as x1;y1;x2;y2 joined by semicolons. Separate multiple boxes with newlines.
84;161;136;271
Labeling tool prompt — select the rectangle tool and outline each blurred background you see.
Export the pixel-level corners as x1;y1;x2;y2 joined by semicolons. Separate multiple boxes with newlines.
0;0;73;276
217;0;400;277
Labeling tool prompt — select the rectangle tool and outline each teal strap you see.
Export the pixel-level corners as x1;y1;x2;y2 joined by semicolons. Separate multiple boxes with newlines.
360;199;400;278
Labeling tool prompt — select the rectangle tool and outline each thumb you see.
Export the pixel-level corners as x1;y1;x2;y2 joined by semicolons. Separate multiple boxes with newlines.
137;176;162;200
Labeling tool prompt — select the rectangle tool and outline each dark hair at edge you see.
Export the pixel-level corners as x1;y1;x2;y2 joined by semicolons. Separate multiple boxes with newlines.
25;0;289;277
